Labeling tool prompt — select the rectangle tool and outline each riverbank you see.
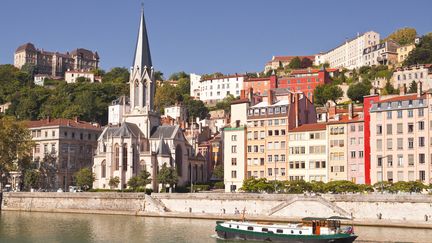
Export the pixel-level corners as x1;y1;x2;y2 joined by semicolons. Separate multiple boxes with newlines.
2;192;432;229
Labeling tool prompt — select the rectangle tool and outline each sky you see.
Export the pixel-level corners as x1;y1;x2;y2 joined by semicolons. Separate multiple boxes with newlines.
1;0;431;78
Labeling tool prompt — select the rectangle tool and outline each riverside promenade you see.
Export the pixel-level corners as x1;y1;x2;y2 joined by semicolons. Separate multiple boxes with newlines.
2;192;432;229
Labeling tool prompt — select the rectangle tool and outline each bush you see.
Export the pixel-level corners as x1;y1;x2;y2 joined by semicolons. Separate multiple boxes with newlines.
214;181;225;189
187;184;210;192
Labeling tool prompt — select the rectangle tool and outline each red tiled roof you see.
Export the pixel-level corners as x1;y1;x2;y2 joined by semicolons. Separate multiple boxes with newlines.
290;68;338;75
376;94;425;103
231;98;250;104
25;118;102;130
289;123;327;132
200;74;246;82
327;114;363;124
244;77;270;82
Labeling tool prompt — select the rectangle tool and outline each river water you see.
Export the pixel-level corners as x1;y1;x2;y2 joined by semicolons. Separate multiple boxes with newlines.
0;211;431;243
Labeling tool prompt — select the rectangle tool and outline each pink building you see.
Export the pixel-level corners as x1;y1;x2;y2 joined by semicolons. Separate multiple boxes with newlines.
347;119;365;184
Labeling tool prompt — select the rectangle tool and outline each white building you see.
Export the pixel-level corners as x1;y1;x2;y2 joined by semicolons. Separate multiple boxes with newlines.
65;70;97;83
34;74;51;86
190;73;202;99
224;98;249;192
199;74;245;104
108;96;131;125
315;31;380;69
164;104;187;122
363;40;399;67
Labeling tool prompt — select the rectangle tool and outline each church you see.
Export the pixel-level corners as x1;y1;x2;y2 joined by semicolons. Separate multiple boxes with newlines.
92;8;206;191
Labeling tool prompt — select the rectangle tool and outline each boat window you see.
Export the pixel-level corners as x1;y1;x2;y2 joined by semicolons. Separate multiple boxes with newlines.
291;230;294;234
262;228;268;232
229;224;231;228
276;229;283;234
236;225;239;229
299;231;302;234
247;226;254;231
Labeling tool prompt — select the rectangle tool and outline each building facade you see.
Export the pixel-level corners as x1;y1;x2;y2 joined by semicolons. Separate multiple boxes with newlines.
393;64;432;90
362;41;399;66
65;70;99;83
26;118;102;189
369;90;432;184
315;31;380;69
14;43;99;77
397;44;415;64
264;55;315;73
199;74;245;104
190;73;202;99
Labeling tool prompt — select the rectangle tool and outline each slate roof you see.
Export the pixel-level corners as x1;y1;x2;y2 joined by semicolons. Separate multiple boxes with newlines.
150;125;179;139
100;122;144;139
16;43;36;52
156;136;171;156
26;118;101;131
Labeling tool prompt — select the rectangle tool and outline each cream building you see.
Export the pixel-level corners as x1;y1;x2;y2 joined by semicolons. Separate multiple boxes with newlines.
92;8;203;191
393;64;432;90
190;73;202;99
362;40;399;67
199;74;245;104
288;123;328;182
315;31;380;69
26;118;102;189
369;88;431;184
327;121;348;181
14;43;99;77
65;70;98;83
397;44;415;64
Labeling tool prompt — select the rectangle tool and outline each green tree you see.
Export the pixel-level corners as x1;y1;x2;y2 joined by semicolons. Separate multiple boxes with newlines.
109;176;120;189
384;27;417;46
212;164;224;180
313;84;343;106
347;81;371;103
0;116;34;190
128;169;151;191
23;169;40;190
284;180;312;194
102;67;130;83
408;80;418;93
74;167;95;191
184;97;209;120
169;71;189;81
288;57;302;69
325;180;359;194
76;77;90;83
38;154;58;190
404;34;432;65
154;84;182;113
383;80;398;95
157;163;178;192
300;57;313;68
154;71;164;81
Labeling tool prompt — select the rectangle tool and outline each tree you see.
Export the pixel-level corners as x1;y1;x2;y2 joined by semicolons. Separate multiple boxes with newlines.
383;80;398;95
38;154;58;190
284;180;312;194
109;176;120;189
154;84;182;113
23;169;40;190
313;84;343;106
300;57;313;68
404;34;432;65
128;169;151;191
212;164;224;180
169;71;189;81
184;97;209;120
154;71;164;81
157;163;178;192
408;80;418;93
102;67;130;83
384;27;417;46
0;116;34;190
75;77;90;83
288;57;302;69
74;167;95;191
347;81;371;103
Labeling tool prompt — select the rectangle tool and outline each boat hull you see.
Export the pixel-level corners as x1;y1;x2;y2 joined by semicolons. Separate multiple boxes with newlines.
216;225;357;243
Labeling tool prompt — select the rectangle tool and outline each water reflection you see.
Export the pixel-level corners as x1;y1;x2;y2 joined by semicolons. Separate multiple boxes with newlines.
0;211;430;243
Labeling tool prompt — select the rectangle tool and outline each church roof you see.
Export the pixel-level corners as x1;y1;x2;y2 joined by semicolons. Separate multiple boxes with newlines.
156;136;171;156
150;125;179;139
100;122;144;139
132;7;152;70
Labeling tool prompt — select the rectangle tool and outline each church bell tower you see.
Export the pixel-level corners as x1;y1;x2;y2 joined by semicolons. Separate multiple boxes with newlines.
129;6;155;112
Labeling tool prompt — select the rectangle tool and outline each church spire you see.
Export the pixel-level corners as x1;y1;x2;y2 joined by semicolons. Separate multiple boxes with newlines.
133;6;152;70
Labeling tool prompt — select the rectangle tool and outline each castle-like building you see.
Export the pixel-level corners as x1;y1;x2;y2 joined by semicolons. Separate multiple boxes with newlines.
92;8;206;191
14;43;99;77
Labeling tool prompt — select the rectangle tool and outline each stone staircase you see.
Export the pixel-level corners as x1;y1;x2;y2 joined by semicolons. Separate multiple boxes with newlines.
144;195;171;213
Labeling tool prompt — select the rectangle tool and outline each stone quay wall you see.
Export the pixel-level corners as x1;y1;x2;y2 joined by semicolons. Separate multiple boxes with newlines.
2;192;432;227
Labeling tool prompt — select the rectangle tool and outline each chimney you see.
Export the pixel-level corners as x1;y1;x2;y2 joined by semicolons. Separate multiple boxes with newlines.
417;81;422;97
75;116;79;122
400;84;407;95
47;116;51;123
240;89;246;99
248;87;254;105
348;103;354;120
268;90;274;105
295;93;300;128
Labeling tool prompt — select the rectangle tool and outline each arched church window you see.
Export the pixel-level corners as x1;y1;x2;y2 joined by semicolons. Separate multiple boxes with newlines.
114;144;120;171
122;143;128;170
140;160;146;172
101;160;106;178
134;79;140;107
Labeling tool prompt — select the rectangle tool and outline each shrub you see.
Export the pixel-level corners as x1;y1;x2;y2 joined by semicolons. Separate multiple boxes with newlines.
214;181;225;189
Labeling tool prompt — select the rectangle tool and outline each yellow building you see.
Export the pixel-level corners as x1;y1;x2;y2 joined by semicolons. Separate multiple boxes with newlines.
397;44;415;64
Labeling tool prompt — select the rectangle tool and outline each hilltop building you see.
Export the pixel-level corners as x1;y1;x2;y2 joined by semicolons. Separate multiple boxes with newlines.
14;43;99;77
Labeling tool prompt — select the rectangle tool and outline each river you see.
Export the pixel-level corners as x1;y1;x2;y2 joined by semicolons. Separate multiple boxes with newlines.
0;211;431;243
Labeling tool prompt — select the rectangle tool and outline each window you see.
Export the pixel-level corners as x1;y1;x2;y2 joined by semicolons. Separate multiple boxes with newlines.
377;125;382;135
408;138;414;149
260;131;265;139
101;160;106;178
419;154;425;164
386;124;392;135
268;130;273;136
231;170;237;178
408;110;413;117
350;125;355;132
281;141;286;148
231;135;237;141
350;151;356;158
358;125;363;132
419;108;424;117
387;138;393;150
281;154;286;162
377;139;382;151
247;146;252;153
231;158;237;166
397;110;402;118
408;123;414;133
114;144;120;170
281;168;286;176
408;154;414;166
377;156;382;167
419;137;425;147
231;146;237;153
418;121;424;130
397;123;403;134
386;111;392;119
420;171;426;181
398;155;403;167
268;168;273;176
268;155;272;163
359;151;364;158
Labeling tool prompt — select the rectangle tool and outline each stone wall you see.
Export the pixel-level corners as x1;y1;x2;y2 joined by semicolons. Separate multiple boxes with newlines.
2;192;432;225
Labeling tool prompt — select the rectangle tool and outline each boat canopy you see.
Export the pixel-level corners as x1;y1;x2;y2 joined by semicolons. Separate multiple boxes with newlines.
302;216;351;221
